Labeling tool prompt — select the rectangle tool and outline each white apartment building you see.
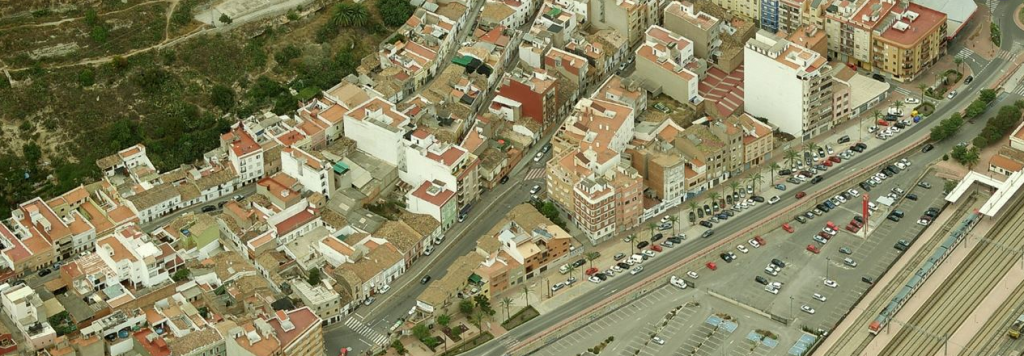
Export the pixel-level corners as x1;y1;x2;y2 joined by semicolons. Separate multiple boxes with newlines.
343;98;412;167
1;284;56;350
293;278;344;325
634;26;700;105
744;30;834;141
95;224;171;289
222;124;265;185
401;131;470;196
281;147;334;197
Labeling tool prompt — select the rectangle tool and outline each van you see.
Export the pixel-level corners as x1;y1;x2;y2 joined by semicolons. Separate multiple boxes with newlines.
630;254;644;264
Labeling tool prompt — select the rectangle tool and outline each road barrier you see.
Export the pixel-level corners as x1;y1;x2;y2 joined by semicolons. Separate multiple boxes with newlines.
509;135;930;356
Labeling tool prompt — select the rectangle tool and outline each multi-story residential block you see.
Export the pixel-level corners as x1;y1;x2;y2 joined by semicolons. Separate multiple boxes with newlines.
222;124;264;186
167;328;226;356
374;219;430;267
0;222;54;276
628;120;689;205
778;0;805;34
293;278;343;325
406;180;458;231
533;1;580;46
281;147;335;197
711;0;761;21
494;69;560;129
480;0;536;29
761;0;780;32
9;197;93;262
589;0;656;47
96;144;156;178
824;0;897;70
664;1;723;60
544;48;589;91
673;124;730;187
343;97;413;167
96;224;172;289
334;239;405;302
871;3;947;82
830;65;855;126
744;30;834;140
266;308;323;356
472;204;575;296
634;26;701;105
1;284;55;350
402;130;481;209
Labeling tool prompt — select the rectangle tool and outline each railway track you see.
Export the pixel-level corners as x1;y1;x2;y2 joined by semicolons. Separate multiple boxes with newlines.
821;195;977;356
880;194;1024;355
957;278;1024;356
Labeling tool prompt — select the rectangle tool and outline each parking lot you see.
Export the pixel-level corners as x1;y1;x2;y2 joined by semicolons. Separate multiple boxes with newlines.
531;285;804;356
689;159;948;333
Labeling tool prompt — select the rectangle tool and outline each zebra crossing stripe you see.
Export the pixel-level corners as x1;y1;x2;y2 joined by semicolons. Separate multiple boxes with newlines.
344;318;388;344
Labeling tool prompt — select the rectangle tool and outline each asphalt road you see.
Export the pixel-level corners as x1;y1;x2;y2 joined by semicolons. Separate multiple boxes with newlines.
465;30;1023;356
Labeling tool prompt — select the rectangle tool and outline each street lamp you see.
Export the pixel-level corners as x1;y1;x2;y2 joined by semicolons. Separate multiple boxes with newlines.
789;296;794;319
826;257;831;280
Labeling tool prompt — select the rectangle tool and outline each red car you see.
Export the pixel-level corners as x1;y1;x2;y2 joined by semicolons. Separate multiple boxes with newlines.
829;156;841;163
782;223;794;233
823;160;833;167
795;191;807;199
877;119;890;126
826;221;837;230
585;267;599;276
851;220;864;228
818;231;831;240
706;262;718;270
846;224;860;233
651;244;663;252
754;235;767;246
807;244;821;254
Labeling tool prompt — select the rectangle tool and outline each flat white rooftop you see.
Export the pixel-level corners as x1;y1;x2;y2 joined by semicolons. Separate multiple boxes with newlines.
945;170;1024;217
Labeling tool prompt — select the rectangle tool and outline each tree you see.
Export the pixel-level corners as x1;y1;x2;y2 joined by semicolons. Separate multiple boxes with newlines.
566;264;577;281
708;192;720;211
376;0;417;27
944;180;958;193
412;323;431;340
963;147;980;170
392;340;407;355
307;268;321;286
979;89;997;103
219;13;233;24
953;56;963;73
329;2;371;28
22;142;42;165
893;100;904;114
274;45;302;66
768;162;781;184
784;149;800;169
172;268;191;282
965;100;988;118
210;84;235;112
474;294;492;314
78;69;95;87
749;171;764;194
728;181;740;199
688;202;699;224
918;83;928;102
436;314;451;327
585;252;600;269
647;222;657;238
459;299;475;316
521;283;533;306
668;215;679;234
499;297;513;322
804;142;820;159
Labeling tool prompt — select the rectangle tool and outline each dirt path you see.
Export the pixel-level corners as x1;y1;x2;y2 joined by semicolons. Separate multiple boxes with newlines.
164;0;180;43
0;0;169;32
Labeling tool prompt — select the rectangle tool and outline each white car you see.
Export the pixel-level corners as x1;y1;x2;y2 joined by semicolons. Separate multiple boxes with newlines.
737;245;749;254
827;145;834;155
768;196;781;205
533;152;544;162
764;285;779;294
630;266;644;275
379;285;391;294
687;271;699;279
530;185;541;194
905;97;920;104
670;276;688;289
947;90;957;99
643;250;656;257
749;239;761;248
848;188;860;196
801;305;816;314
612;265;623;273
917;218;931;226
770;281;783;290
588;275;602;283
813;293;827;302
835;195;846;204
900;158;913;167
822;227;837;236
824;279;838;288
765;265;779;276
746;185;754;194
652;336;666;345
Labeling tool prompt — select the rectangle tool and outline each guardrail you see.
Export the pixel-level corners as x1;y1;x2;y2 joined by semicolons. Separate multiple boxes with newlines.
509;134;930;356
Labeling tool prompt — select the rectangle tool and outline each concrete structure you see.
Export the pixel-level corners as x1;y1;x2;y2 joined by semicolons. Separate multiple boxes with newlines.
495;69;560;129
588;0;657;47
222;124;264;185
406;180;457;231
871;2;947;82
744;30;834;140
911;0;976;38
777;0;805;34
1;285;55;351
266;307;323;356
293;279;344;325
634;26;701;105
96;224;172;289
281;147;335;198
664;1;723;60
473;204;575;296
344;98;413;167
710;0;761;21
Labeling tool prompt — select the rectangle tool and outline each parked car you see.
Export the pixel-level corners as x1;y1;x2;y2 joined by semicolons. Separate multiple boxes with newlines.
947;90;957;99
420;275;432;284
811;176;823;184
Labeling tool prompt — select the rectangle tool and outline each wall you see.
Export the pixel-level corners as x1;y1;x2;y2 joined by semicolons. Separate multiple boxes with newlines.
743;46;803;137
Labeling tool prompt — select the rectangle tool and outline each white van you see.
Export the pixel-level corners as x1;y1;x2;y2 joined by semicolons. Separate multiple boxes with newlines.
630;254;644;264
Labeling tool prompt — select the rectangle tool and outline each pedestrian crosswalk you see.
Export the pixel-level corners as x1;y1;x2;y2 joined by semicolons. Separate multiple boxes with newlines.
986;0;999;12
525;167;546;180
345;317;389;345
1012;85;1024;97
996;47;1019;61
954;48;974;61
893;86;914;96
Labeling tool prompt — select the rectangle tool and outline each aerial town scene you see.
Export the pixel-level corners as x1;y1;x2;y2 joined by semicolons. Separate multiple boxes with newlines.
0;0;1023;355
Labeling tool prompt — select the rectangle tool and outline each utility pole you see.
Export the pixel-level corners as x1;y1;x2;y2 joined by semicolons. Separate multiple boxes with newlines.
826;257;831;280
789;296;794;320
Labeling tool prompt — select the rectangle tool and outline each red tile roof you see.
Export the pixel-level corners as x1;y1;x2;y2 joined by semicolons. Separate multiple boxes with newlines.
275;209;317;236
225;126;261;157
411;181;455;207
267;307;320;349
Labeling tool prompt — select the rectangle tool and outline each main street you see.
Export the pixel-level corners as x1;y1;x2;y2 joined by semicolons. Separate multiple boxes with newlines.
464;8;1024;355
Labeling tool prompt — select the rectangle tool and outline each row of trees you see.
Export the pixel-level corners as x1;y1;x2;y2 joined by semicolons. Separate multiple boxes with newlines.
929;112;965;141
972;102;1024;148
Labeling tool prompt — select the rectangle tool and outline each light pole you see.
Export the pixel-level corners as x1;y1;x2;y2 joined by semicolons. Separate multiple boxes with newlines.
826;257;831;280
789;296;794;319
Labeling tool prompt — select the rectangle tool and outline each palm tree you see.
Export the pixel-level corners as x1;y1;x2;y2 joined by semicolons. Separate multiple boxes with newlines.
784;149;800;169
566;264;577;281
804;142;820;160
330;2;371;28
953;56;964;74
627;233;637;255
964;147;980;171
585;252;600;269
668;215;679;235
869;110;881;142
749;171;764;193
894;100;904;114
708;192;720;211
647;222;658;239
768;162;781;183
522;284;533;306
499;297;513;322
918;83;928;102
688;201;699;224
728;181;740;199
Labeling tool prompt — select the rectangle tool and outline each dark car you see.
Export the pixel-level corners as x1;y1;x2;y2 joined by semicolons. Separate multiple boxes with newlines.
851;145;865;153
500;176;510;184
700;220;714;228
817;148;826;158
892;209;905;218
906;193;918;201
895;239;910;251
636;241;650;249
617;262;630;270
700;230;714;238
779;169;792;176
771;259;786;268
651;233;664;242
755;276;769;285
854;215;864;224
838;135;851;144
595;273;608;281
799;170;814;178
925;208;939;218
37;268;51;277
894;122;907;129
856;142;868;150
420;275;432;284
965;75;974;84
860;182;872;191
887;214;901;222
922;143;934;153
704;205;712;215
572;258;587;267
872;73;886;82
811;176;824;184
201;205;217;213
751;196;766;203
667;237;683;244
862;276;875;284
